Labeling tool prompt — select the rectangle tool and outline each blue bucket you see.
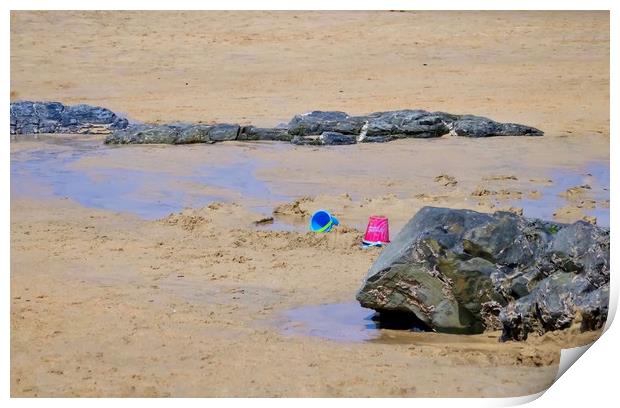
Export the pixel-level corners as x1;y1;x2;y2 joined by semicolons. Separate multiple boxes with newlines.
309;210;339;233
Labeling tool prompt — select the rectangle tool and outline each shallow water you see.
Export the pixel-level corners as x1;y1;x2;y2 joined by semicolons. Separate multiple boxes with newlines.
281;302;380;342
12;147;190;217
280;302;431;343
11;137;293;222
11;136;610;229
512;162;610;227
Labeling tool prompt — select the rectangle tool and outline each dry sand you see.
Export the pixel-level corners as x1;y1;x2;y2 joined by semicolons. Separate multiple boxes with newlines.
11;11;609;133
10;11;609;397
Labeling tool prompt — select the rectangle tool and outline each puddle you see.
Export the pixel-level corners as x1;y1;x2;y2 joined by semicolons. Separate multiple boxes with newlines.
11;137;296;226
12;147;204;218
11;137;610;229
513;162;609;227
280;302;430;343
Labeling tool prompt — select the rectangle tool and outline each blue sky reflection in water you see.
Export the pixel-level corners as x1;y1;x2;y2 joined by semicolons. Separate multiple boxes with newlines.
11;140;288;220
11;138;609;228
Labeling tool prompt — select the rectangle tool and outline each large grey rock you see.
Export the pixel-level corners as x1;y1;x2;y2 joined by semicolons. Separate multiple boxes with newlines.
176;124;213;144
290;135;320;145
11;101;128;135
360;135;395;143
104;124;181;144
291;132;357;146
319;132;357;145
287;109;541;139
208;124;240;141
287;111;366;136
287;110;450;138
498;272;608;341
238;126;292;141
450;115;543;137
105;123;241;144
364;110;456;138
577;285;609;331
356;207;609;340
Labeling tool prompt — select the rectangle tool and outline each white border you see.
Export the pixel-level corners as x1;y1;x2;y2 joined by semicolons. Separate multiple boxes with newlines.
3;0;619;10
3;1;616;406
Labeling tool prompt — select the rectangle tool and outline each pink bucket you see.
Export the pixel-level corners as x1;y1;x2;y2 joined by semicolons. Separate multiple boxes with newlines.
363;215;390;245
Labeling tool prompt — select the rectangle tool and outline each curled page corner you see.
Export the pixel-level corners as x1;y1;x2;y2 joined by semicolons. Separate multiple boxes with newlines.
554;343;593;382
495;390;546;406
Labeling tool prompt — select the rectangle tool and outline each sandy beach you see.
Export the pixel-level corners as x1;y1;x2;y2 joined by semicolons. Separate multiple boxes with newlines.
10;11;609;397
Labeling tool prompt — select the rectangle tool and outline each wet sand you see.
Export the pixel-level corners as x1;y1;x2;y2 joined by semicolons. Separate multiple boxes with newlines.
11;196;602;397
10;11;609;397
11;134;610;230
10;135;608;397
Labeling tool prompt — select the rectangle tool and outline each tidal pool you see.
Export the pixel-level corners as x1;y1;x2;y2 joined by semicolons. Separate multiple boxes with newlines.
10;135;610;228
11;135;291;220
514;162;609;227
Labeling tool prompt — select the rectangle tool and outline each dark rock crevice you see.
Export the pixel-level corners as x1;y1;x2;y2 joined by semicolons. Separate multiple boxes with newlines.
370;309;433;332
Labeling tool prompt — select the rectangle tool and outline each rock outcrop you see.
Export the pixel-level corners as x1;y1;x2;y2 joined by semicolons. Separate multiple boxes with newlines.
291;132;357;146
237;126;292;141
102;124;210;144
356;207;609;341
288;110;542;139
104;123;295;144
11;101;543;143
10;101;128;135
449;115;544;138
